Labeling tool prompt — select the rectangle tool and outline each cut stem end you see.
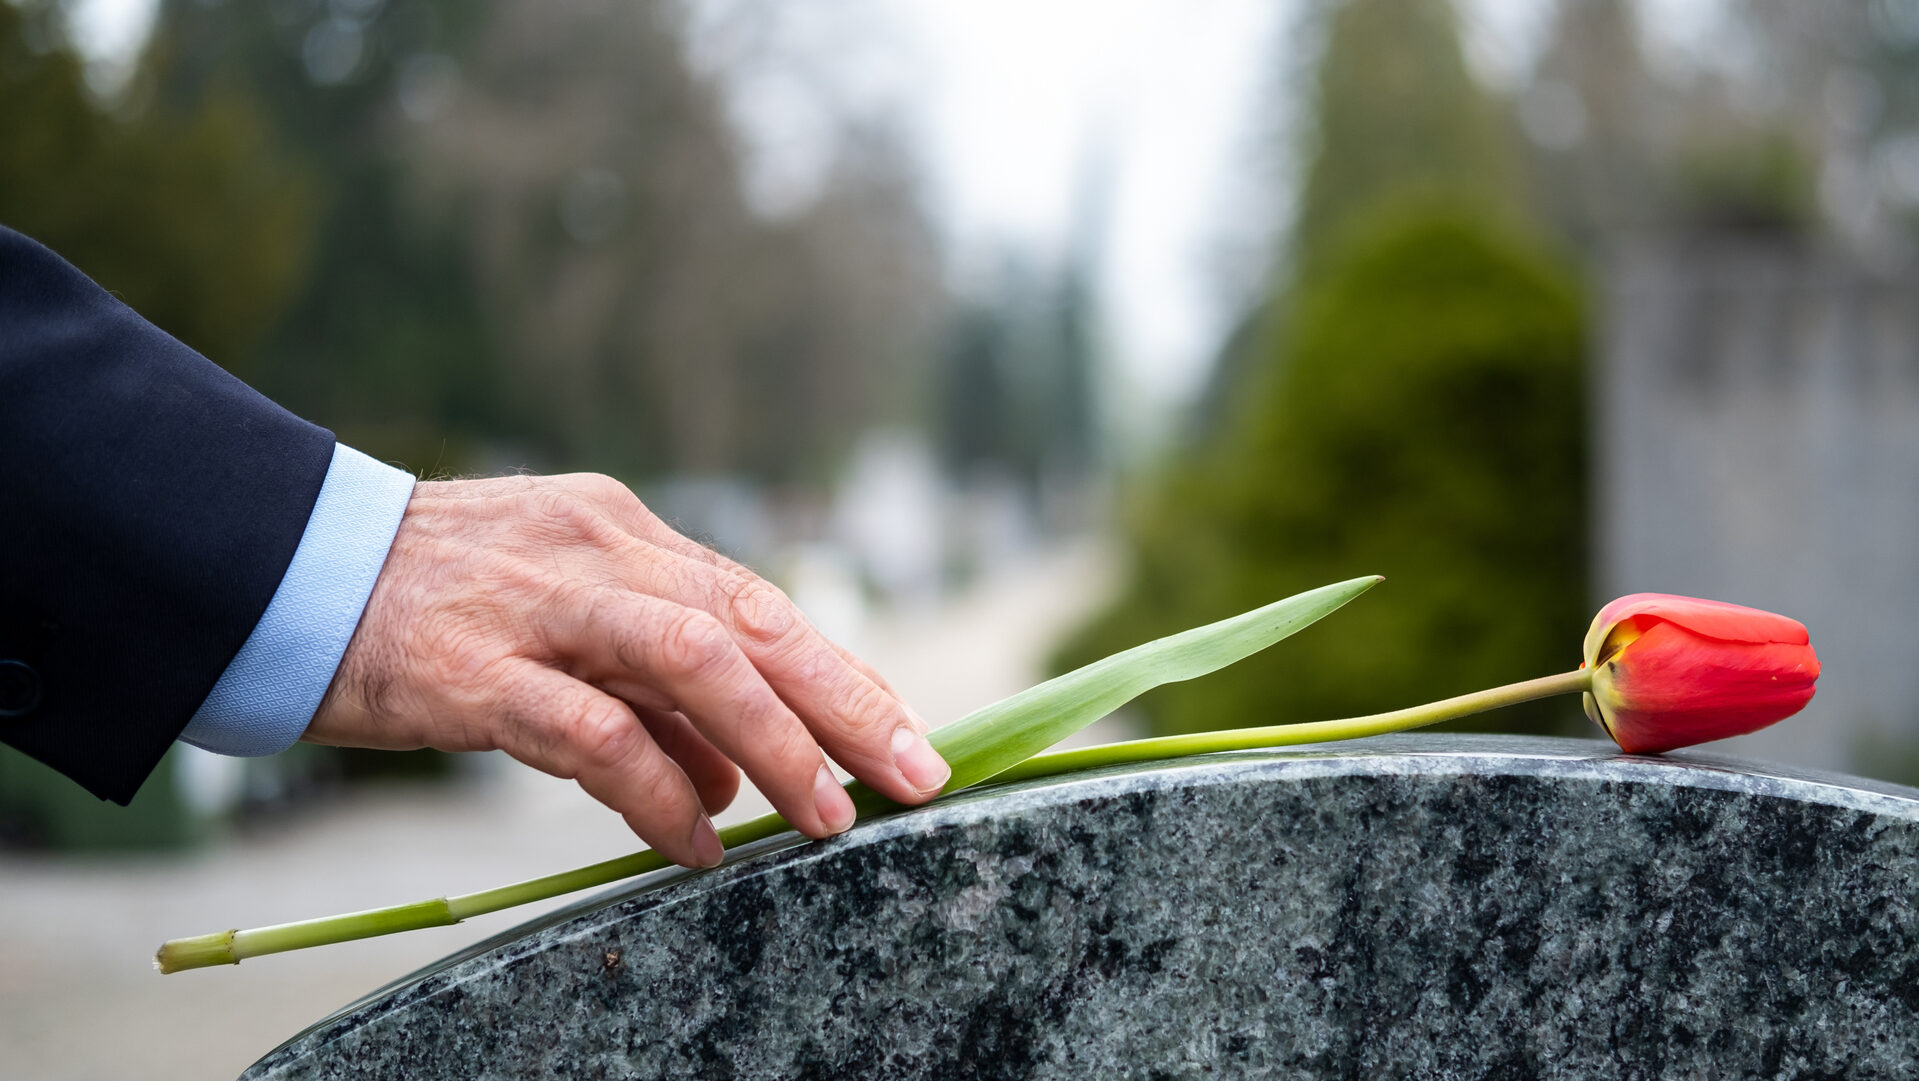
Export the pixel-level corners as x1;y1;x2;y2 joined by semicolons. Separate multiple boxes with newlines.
155;930;238;974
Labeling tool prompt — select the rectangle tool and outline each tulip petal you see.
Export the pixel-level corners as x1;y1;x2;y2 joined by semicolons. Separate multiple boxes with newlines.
1581;691;1609;738
1592;593;1809;648
1590;619;1819;753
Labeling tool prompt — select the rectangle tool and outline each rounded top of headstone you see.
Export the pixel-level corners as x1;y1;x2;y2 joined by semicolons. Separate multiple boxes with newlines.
248;735;1919;1080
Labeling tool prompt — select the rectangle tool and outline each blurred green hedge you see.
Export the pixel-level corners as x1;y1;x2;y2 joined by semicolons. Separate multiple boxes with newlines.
1056;201;1589;737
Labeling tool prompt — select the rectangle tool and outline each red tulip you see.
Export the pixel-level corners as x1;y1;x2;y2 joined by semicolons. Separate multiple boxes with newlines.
1581;593;1820;754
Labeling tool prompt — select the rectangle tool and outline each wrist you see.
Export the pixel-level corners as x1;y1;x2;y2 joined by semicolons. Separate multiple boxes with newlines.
179;445;416;756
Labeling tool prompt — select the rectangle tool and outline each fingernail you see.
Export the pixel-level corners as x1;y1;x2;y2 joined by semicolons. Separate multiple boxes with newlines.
814;764;856;834
691;815;724;868
891;725;951;796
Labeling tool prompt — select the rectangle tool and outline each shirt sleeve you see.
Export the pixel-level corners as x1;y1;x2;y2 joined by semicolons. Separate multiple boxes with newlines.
178;444;416;756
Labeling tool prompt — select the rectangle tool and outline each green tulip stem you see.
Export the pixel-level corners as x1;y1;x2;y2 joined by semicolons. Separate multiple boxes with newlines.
373;660;1596;931
990;666;1595;784
153;660;1588;983
157;665;1592;974
156;577;1382;973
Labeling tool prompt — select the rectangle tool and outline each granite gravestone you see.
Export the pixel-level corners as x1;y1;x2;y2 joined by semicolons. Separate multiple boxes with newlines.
244;735;1919;1080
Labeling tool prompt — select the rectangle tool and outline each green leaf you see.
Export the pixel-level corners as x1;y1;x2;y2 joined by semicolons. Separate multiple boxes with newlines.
896;573;1381;797
156;575;1378;972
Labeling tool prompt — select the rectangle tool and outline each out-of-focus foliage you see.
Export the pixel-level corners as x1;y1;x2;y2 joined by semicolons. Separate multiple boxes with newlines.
1289;0;1522;268
1056;0;1588;735
1198;0;1526;444
1521;0;1657;245
1671;131;1818;233
1060;205;1586;733
40;0;951;484
0;1;312;369
136;0;504;469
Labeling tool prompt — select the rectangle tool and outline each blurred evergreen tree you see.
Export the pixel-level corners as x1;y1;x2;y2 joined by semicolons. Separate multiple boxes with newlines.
1522;0;1662;248
0;1;312;372
931;145;1105;522
1289;0;1523;268
142;0;511;471
1057;0;1588;736
1068;205;1587;733
1198;0;1524;457
0;1;325;828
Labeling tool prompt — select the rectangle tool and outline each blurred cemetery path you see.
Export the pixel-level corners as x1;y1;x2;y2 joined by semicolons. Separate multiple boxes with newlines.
0;538;1118;1081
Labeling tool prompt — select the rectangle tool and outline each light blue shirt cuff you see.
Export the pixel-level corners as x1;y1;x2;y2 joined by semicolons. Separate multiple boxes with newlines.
179;444;416;757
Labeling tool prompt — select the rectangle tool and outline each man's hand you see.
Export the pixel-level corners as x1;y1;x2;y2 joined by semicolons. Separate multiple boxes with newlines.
305;474;951;868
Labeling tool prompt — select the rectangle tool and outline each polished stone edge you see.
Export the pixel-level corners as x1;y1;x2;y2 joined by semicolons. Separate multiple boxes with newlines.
1208;732;1919;818
255;733;1919;1072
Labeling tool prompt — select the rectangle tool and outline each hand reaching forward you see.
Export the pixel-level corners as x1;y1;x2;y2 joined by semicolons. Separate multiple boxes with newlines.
305;474;950;868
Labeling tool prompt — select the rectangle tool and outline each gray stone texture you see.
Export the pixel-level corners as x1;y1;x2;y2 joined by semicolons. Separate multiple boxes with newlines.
245;736;1919;1080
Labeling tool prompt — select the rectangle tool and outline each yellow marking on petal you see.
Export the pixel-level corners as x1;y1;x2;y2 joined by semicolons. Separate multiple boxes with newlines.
1595;621;1645;667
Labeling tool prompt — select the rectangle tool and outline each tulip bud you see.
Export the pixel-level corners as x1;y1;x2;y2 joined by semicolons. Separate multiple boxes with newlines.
1581;593;1820;754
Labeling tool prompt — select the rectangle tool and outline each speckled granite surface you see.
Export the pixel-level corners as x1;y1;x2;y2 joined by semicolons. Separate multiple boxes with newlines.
243;735;1919;1080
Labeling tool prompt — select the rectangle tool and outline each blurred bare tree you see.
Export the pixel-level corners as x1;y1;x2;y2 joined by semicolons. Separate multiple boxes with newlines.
934;247;1102;514
1518;0;1858;244
139;0;946;485
1523;0;1665;244
730;123;945;485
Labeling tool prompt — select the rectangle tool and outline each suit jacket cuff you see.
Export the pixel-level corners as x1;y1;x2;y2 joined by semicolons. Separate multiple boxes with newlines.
178;445;415;756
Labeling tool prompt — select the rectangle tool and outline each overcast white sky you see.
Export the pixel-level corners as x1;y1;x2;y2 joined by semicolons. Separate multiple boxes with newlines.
896;0;1285;409
705;0;1720;416
68;0;1722;416
692;0;1565;415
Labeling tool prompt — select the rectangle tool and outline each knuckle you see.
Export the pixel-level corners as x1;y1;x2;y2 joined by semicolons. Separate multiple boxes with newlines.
833;680;898;741
755;716;818;771
422;621;505;690
661;610;735;680
576;472;637;509
455;708;505;754
568;699;645;772
723;574;798;647
527;487;620;546
620;752;688;816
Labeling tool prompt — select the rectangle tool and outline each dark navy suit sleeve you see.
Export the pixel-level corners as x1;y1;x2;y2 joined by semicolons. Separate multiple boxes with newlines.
0;226;336;803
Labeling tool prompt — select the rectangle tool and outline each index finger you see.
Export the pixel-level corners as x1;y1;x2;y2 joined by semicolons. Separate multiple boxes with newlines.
568;476;945;805
673;557;951;806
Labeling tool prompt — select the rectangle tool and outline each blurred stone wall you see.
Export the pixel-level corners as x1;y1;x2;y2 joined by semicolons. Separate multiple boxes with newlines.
1597;238;1919;775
